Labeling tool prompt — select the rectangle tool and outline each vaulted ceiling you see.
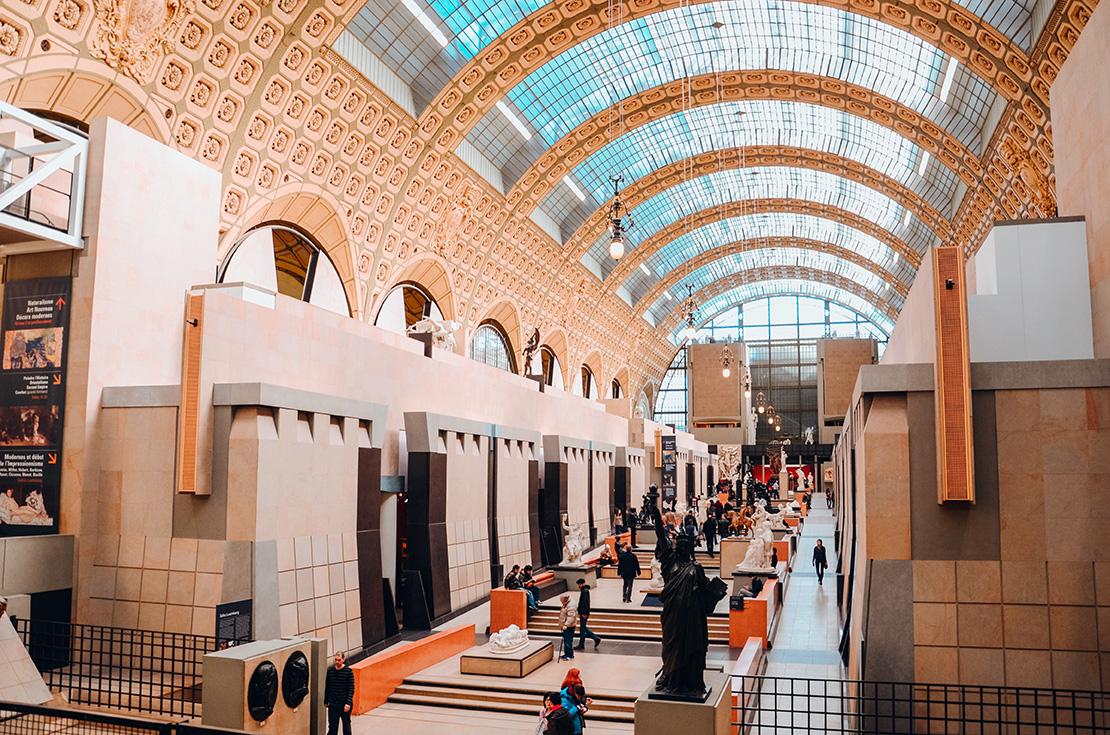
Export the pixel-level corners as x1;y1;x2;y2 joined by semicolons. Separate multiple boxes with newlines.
342;0;1060;343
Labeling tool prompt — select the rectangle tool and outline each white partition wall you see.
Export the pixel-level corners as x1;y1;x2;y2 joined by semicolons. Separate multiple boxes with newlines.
591;444;615;540
494;426;540;574
443;430;491;611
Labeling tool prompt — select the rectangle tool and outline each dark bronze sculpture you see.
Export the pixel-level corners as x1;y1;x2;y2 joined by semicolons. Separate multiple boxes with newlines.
521;327;540;376
649;490;727;699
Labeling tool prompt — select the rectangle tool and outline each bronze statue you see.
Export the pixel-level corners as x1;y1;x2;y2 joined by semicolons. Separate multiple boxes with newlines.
521;327;540;375
649;490;727;699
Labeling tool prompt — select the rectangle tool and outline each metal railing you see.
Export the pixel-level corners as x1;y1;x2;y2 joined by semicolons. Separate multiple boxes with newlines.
0;701;250;734
15;619;227;719
731;675;1108;734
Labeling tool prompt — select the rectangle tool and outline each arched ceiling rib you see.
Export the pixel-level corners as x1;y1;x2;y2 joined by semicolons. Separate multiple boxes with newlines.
691;288;893;341
604;200;923;290
655;268;898;336
505;71;982;218
633;239;909;314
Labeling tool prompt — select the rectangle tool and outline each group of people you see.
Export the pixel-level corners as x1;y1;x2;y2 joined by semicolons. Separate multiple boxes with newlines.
556;578;602;661
504;564;541;611
538;668;590;734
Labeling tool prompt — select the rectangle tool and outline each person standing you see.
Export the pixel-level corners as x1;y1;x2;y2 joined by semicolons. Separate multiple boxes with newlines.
628;508;638;549
826;490;834;510
701;515;717;558
540;691;574;734
813;539;828;585
557;594;578;661
574;579;602;650
617;544;641;603
324;651;354;735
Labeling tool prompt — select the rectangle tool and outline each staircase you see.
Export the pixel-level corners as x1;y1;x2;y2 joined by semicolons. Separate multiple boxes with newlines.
387;676;636;723
630;547;720;569
527;606;731;644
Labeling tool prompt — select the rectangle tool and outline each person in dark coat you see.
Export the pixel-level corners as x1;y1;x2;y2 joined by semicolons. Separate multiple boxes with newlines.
574;579;602;649
701;516;718;557
324;651;354;735
617;544;641;602
813;539;828;585
542;691;575;735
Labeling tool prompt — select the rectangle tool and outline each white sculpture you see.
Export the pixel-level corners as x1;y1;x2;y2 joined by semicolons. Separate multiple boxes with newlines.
560;513;586;566
734;500;775;573
803;426;815;445
488;624;530;654
795;467;807;490
407;317;460;351
646;556;665;592
779;444;788;468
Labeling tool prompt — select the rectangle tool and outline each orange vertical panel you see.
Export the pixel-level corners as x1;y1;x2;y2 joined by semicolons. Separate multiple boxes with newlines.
932;248;975;503
177;293;204;494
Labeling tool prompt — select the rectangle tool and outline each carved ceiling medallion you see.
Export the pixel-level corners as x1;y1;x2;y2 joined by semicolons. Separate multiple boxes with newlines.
91;0;194;83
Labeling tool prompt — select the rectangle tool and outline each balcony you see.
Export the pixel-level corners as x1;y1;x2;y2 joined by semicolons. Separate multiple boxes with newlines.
0;102;87;254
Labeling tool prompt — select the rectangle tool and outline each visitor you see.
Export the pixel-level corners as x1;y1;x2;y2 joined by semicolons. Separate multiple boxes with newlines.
597;545;614;567
560;668;590;735
628;508;638;548
770;546;779;569
505;564;537;610
826;490;834;510
813;539;828;585
540;691;574;735
737;576;765;599
612;508;624;534
701;514;717;557
617;543;641;602
682;510;697;537
716;512;730;540
323;651;354;735
556;594;578;661
574;579;602;650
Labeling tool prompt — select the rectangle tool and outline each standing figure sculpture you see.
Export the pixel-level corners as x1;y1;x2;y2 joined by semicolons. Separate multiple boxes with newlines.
649;496;727;698
560;513;586;565
521;327;540;376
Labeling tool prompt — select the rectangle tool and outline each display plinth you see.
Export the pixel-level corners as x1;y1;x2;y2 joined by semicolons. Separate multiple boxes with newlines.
459;640;553;678
720;537;750;573
550;564;596;588
634;671;730;735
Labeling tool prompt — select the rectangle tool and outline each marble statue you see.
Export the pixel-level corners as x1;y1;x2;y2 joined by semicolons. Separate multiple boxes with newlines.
521;327;540;376
779;444;788;469
407;317;460;351
649;497;727;699
803;426;815;445
735;501;775;573
488;624;529;654
645;556;665;592
795;467;807;491
560;513;586;566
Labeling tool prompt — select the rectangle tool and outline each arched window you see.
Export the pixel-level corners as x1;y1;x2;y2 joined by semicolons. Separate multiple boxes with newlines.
219;224;350;316
611;379;622;399
469;322;516;373
533;346;564;390
578;365;597;399
374;283;443;335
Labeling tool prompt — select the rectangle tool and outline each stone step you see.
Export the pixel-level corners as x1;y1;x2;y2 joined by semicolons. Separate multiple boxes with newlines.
388;680;635;723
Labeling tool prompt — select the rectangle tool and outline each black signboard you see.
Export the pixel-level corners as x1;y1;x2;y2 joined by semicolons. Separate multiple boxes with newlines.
216;599;253;647
660;434;677;503
0;278;71;537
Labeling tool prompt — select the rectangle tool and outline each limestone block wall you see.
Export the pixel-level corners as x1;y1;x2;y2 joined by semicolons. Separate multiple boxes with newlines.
566;446;590;531
835;365;1110;692
590;446;615;539
273;531;362;651
495;436;536;574
443;431;491;610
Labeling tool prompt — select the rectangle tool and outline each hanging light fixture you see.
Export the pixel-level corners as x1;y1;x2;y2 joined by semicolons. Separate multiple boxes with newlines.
755;391;767;414
720;343;734;378
679;283;699;341
743;365;752;399
607;174;632;260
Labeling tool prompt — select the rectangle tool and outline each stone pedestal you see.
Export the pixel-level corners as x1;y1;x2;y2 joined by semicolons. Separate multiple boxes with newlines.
779;469;791;499
550;564;596;588
634;671;730;735
460;640;553;678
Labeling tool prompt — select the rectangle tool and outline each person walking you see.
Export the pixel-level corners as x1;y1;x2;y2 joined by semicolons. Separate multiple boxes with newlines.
617;544;641;602
323;651;354;735
557;594;578;661
701;514;717;558
826;490;834;510
540;691;575;735
813;539;828;585
560;668;589;735
574;579;602;650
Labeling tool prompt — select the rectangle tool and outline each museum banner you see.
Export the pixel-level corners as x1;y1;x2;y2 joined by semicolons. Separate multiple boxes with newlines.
660;434;677;504
0;277;71;537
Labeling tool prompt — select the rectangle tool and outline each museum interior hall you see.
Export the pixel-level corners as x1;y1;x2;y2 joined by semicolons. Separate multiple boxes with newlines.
0;0;1109;731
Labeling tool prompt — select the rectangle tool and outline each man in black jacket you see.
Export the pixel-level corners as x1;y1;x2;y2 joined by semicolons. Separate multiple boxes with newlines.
574;579;602;650
617;544;641;602
702;515;718;557
324;651;355;735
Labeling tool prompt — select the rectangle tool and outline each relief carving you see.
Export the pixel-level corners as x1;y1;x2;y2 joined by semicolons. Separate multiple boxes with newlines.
91;0;194;82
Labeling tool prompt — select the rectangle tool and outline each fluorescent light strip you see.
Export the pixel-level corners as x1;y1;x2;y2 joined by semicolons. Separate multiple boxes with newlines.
939;56;959;103
903;210;912;227
917;150;930;177
496;100;532;141
563;175;586;202
663;291;673;301
640;263;652;276
400;0;449;48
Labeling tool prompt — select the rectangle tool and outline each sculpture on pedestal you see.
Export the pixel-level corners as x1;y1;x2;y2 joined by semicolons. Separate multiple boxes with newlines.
521;327;540;376
734;500;774;573
488;624;529;654
803;426;815;445
560;513;586;566
408;317;461;351
645;557;665;592
649;494;727;699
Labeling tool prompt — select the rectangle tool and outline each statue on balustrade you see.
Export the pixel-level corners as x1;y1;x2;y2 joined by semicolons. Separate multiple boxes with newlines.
521;327;540;376
649;494;727;700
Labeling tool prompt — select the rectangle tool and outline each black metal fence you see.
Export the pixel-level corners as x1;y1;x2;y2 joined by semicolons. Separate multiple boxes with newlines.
15;619;224;718
731;675;1109;734
0;701;250;734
